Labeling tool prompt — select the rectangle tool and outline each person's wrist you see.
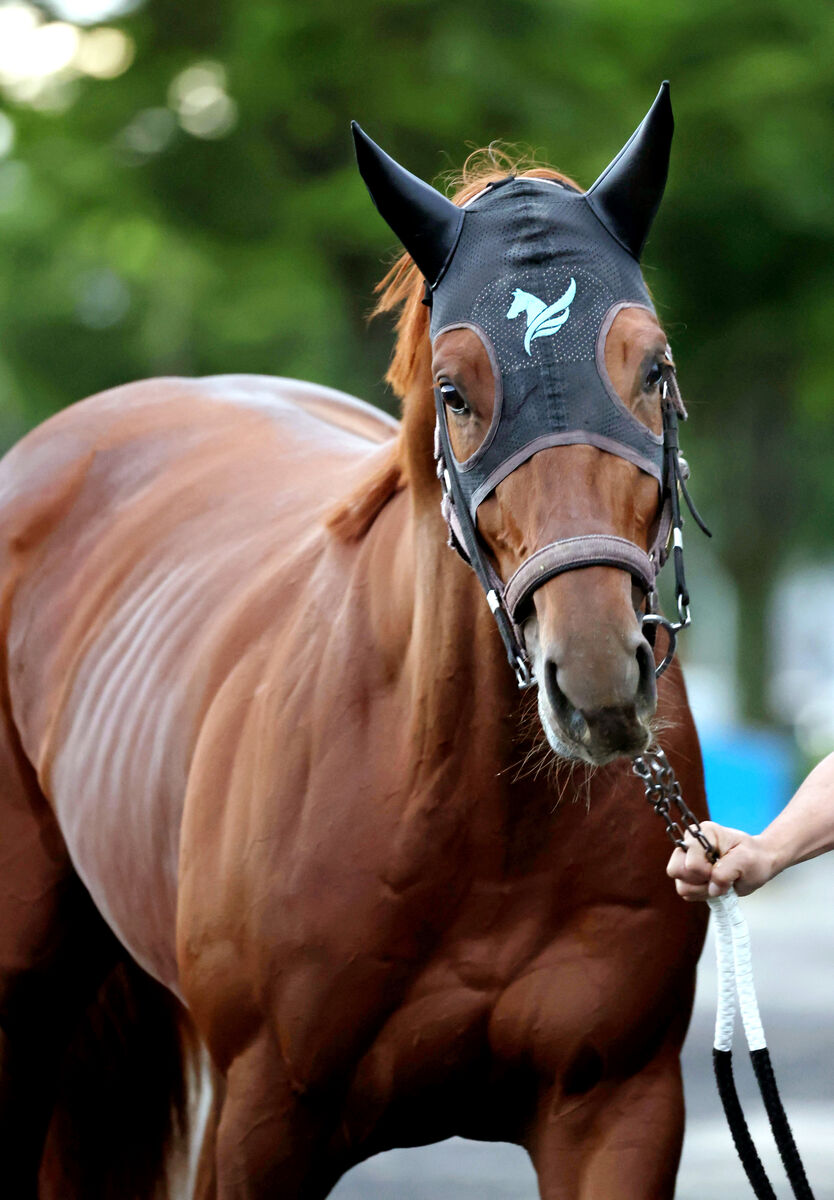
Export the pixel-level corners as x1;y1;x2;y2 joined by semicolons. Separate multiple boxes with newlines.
753;828;786;883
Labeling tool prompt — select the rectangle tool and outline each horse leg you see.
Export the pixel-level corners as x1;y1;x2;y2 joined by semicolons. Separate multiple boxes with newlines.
526;1050;684;1200
214;1029;336;1200
0;715;115;1195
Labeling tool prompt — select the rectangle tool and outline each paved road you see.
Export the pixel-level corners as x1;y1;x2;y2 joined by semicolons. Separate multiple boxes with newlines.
332;856;834;1198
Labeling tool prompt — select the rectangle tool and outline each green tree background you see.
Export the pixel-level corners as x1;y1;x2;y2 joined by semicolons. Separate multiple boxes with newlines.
1;0;833;726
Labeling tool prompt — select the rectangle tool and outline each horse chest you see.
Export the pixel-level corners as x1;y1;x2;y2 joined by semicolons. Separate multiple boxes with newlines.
337;889;671;1149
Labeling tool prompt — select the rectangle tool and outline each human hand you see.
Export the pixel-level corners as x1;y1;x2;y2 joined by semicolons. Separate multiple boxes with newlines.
666;822;779;901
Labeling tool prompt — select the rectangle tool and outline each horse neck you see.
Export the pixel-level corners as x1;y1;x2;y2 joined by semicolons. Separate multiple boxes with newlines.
359;380;564;886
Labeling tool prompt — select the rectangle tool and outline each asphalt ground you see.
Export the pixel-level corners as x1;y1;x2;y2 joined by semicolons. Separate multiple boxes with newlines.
332;855;834;1198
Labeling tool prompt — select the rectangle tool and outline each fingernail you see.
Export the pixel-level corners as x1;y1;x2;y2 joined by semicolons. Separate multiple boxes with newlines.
708;882;720;896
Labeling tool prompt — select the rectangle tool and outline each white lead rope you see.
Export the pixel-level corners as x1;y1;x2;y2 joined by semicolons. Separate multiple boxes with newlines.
707;888;815;1200
708;888;766;1052
630;748;812;1195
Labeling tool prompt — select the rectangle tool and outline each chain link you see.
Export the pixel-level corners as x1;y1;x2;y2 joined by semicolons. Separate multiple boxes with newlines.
632;747;718;863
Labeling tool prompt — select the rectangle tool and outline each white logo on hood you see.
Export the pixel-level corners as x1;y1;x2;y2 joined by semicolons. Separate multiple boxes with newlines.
506;278;576;355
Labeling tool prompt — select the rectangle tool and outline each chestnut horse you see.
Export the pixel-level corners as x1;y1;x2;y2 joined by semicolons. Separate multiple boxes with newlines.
0;132;707;1199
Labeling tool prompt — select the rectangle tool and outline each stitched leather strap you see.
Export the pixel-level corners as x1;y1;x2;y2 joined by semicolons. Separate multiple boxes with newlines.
504;534;657;621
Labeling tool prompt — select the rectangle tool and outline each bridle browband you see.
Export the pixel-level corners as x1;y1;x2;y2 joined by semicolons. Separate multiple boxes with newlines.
433;367;710;688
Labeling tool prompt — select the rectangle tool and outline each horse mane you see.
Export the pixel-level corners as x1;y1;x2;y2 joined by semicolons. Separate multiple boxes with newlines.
328;147;581;543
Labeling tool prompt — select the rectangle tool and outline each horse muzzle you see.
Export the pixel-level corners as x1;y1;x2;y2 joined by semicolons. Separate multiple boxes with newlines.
525;598;657;764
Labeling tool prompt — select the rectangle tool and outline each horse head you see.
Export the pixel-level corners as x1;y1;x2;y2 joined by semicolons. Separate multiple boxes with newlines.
430;303;666;764
354;85;686;765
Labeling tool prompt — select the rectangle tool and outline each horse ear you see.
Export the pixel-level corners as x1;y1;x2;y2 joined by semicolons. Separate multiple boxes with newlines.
351;122;464;289
585;81;673;260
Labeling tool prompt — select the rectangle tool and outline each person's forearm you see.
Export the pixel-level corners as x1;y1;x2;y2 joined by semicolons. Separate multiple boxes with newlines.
757;750;834;876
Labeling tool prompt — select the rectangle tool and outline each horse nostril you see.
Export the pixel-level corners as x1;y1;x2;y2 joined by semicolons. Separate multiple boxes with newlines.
544;659;590;745
635;638;657;715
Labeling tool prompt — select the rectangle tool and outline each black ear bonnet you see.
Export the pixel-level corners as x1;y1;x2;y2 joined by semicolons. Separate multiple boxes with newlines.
352;84;707;687
352;82;675;525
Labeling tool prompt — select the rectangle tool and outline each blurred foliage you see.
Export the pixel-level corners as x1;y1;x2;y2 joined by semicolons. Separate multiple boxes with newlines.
1;0;834;719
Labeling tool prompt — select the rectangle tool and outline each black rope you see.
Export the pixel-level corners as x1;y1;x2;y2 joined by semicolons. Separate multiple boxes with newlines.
658;393;712;637
661;400;690;611
751;1048;816;1200
678;466;712;537
713;1049;778;1200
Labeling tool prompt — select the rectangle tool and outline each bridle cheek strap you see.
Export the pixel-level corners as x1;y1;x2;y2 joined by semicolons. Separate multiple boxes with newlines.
503;535;656;624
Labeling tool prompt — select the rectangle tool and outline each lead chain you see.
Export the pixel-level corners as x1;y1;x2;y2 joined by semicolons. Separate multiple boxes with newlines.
632;747;718;863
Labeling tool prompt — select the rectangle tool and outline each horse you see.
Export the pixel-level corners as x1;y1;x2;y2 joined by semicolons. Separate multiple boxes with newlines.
0;90;708;1199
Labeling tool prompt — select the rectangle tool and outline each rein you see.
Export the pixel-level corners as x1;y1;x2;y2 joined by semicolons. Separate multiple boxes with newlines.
433;368;709;686
633;749;816;1199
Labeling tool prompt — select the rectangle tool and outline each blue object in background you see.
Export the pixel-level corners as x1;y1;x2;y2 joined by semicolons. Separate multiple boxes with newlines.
698;726;794;834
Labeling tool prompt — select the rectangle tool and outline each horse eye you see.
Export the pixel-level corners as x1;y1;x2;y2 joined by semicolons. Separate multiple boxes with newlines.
439;382;470;417
645;362;663;391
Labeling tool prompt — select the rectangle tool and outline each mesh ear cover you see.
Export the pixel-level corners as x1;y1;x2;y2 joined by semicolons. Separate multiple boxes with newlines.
430;179;663;519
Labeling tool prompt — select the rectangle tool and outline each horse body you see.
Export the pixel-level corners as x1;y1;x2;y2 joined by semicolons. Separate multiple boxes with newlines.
0;374;398;991
0;368;706;1198
1;92;712;1196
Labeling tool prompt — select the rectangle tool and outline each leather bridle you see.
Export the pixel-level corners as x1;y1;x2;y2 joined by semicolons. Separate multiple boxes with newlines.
433;366;710;688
